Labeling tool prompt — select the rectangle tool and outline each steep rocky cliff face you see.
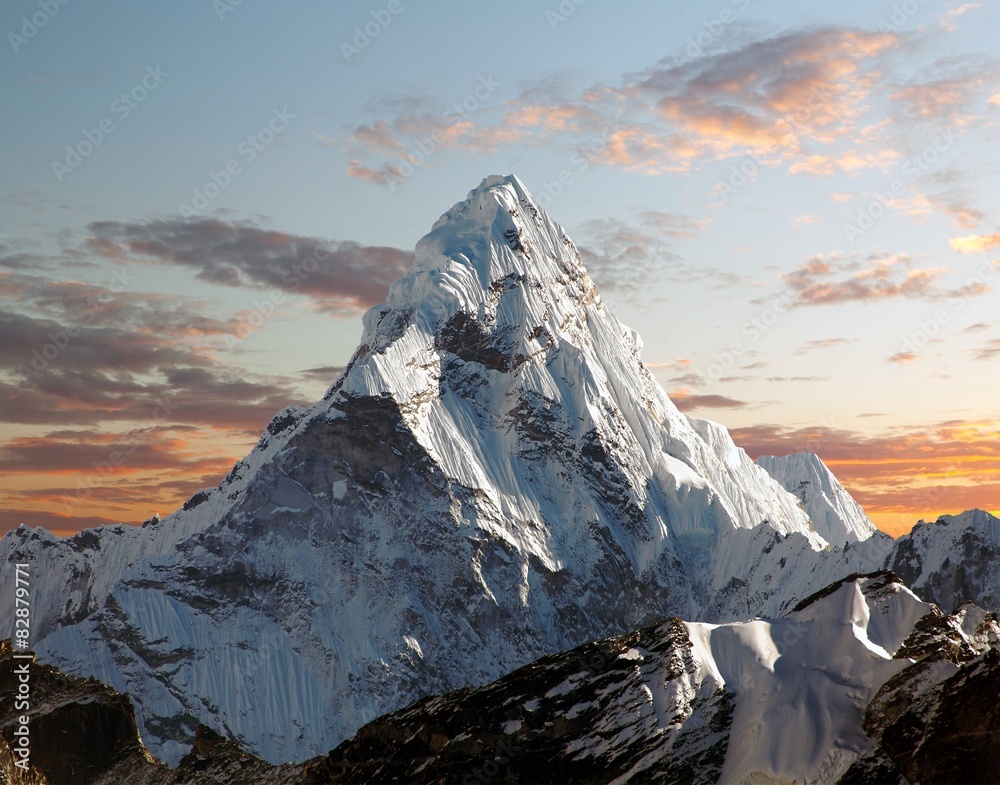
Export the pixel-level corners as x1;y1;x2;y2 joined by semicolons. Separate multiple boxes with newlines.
0;639;303;785
0;176;886;765
0;639;166;785
838;602;1000;784
887;509;1000;613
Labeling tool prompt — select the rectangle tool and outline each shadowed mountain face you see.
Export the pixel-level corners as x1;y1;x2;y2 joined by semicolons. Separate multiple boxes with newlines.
887;509;1000;613
0;640;165;785
0;640;301;785
1;177;996;768
7;574;998;785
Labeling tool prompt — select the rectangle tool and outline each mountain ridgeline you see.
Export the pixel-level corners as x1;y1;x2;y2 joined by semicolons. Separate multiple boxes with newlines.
2;176;998;772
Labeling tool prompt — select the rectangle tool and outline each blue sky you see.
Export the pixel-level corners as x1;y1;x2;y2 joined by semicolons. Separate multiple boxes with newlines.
2;0;999;535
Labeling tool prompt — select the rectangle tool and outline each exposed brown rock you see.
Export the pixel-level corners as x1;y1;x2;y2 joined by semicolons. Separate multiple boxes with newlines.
0;639;167;784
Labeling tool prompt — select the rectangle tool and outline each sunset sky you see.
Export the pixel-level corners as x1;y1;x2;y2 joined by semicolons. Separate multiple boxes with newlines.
2;0;998;537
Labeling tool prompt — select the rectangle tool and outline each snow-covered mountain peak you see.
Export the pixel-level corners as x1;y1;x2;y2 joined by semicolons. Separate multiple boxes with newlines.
929;507;1000;534
786;571;933;657
756;450;880;545
337;173;618;414
361;173;594;345
682;572;937;784
2;175;900;765
889;507;1000;613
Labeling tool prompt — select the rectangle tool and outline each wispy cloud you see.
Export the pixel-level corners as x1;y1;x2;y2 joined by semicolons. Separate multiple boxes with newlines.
332;23;998;187
0;427;228;475
86;217;412;312
939;3;983;31
574;212;733;297
670;391;749;411
793;338;857;356
347;159;406;186
631;28;897;160
780;252;988;306
970;338;1000;361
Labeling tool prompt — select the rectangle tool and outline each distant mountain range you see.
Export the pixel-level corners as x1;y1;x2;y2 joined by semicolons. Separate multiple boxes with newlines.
2;176;997;782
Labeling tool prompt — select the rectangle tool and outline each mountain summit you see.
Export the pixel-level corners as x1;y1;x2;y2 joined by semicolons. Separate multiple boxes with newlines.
0;176;898;763
757;451;882;545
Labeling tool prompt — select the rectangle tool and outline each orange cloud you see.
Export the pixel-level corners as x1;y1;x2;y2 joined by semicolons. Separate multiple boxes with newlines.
939;3;983;31
781;252;987;306
636;28;898;165
890;56;1000;127
733;419;1000;536
461;125;529;153
950;232;1000;253
331;21;1000;188
892;79;977;123
670;391;749;411
350;120;405;155
505;104;593;132
0;426;248;536
789;149;901;175
347;160;406;186
591;127;679;173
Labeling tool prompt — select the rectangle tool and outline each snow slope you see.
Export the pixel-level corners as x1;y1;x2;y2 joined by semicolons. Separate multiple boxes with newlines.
314;572;997;785
0;176;904;764
698;573;928;784
756;451;882;545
